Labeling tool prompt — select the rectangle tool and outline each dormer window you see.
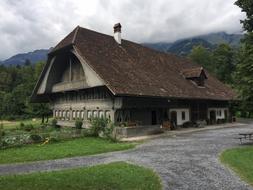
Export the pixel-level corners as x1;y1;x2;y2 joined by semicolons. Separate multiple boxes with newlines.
182;67;207;87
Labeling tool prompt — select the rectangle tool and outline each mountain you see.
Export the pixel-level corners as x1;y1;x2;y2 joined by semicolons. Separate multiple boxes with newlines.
142;42;172;52
1;32;243;66
143;32;243;55
198;32;242;47
168;38;214;55
1;49;51;66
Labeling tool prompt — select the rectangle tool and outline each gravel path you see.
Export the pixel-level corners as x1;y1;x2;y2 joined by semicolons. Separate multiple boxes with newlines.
1;123;253;190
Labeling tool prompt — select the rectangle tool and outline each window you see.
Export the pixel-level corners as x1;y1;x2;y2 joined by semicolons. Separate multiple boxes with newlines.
182;111;186;120
80;111;84;119
87;110;92;119
99;111;104;118
93;110;98;118
66;111;70;120
105;111;111;119
62;110;66;120
55;110;58;118
72;111;76;119
76;111;80;119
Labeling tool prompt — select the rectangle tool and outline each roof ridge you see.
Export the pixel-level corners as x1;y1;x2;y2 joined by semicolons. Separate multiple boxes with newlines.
72;25;80;44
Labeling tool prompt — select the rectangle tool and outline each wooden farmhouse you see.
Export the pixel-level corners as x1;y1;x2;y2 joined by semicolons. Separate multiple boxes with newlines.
31;23;236;130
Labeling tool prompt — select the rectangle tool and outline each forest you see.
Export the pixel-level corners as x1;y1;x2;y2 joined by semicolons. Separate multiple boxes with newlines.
0;61;51;121
0;0;252;120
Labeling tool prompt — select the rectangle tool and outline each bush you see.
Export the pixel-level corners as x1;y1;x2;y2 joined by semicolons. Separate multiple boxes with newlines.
104;123;118;142
39;124;47;129
29;134;42;143
20;122;25;129
75;119;83;129
1;134;31;148
89;117;110;137
20;123;34;131
89;118;118;141
0;123;5;138
51;118;60;128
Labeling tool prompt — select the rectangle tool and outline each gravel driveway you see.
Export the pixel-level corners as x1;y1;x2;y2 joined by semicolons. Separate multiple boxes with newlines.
1;123;253;190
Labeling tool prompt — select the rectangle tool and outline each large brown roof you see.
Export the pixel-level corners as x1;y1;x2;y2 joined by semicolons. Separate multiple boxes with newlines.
49;26;236;101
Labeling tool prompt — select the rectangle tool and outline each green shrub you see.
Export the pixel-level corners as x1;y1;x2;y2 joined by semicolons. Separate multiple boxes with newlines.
75;119;83;129
0;123;5;138
104;122;118;142
51;118;60;128
89;117;108;137
29;134;42;143
89;117;117;141
20;122;25;129
20;123;34;131
39;124;47;129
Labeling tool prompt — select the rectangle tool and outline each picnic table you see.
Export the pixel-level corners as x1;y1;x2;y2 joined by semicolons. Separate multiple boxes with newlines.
237;132;253;144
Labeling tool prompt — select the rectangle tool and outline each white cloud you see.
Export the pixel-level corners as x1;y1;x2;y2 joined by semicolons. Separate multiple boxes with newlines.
0;0;245;60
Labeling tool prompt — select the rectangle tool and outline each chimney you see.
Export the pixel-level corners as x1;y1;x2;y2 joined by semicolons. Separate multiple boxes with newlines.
113;23;121;44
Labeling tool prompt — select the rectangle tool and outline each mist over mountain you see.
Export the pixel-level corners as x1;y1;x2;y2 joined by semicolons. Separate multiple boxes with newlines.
1;49;51;66
1;32;243;66
143;32;243;55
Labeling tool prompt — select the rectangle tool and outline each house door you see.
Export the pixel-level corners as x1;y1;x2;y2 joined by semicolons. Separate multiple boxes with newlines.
224;110;228;121
170;111;177;126
209;110;216;124
151;111;157;125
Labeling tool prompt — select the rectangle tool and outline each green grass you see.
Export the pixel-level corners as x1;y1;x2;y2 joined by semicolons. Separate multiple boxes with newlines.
0;138;136;164
220;146;253;185
1;118;42;129
0;162;162;190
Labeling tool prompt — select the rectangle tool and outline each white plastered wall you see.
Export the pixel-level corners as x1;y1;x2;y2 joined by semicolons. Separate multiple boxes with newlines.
208;108;228;119
169;108;190;125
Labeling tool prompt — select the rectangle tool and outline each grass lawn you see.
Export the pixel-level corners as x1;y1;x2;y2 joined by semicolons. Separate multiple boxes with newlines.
0;162;162;190
0;138;136;164
1;118;42;129
220;146;253;185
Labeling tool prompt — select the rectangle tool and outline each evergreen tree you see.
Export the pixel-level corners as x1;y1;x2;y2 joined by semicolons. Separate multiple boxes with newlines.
213;44;235;84
234;0;253;117
189;45;214;73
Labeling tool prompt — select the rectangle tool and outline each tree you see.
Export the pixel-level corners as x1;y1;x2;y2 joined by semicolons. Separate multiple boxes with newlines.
189;45;214;73
213;44;235;84
234;0;253;117
235;0;253;33
0;61;51;121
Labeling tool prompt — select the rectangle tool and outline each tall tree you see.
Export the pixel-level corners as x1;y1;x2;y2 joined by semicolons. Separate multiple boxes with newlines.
234;0;253;117
213;44;235;84
235;0;253;33
189;45;214;73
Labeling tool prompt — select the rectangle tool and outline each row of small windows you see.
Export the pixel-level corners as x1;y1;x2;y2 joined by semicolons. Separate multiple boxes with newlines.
55;89;109;103
55;110;111;120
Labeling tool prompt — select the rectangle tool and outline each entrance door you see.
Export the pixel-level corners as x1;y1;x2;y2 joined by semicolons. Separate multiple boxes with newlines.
170;111;177;126
151;111;157;125
209;110;216;124
224;110;228;121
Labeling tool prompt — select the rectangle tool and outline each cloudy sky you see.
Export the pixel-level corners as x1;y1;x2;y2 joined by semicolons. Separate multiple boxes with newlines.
0;0;245;60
